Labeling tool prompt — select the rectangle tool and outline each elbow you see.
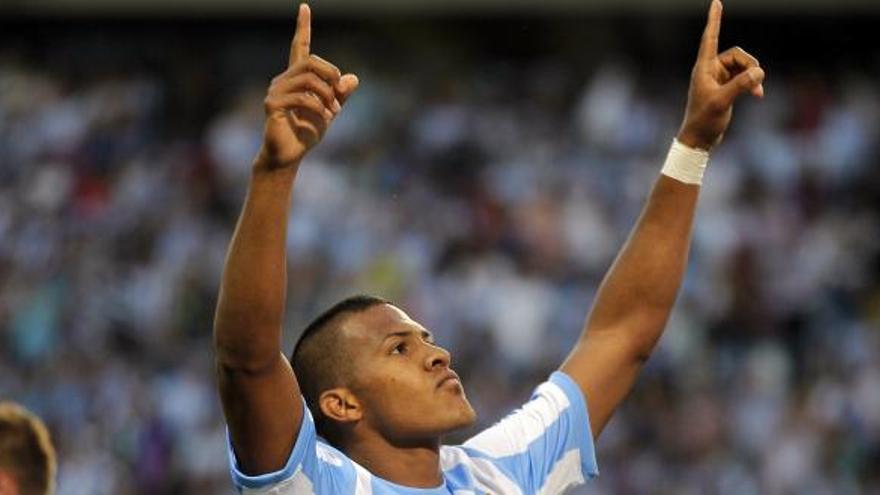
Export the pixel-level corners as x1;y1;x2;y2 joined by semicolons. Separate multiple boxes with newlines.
213;324;283;374
632;345;655;364
214;347;282;376
214;356;281;377
585;311;669;364
629;320;667;364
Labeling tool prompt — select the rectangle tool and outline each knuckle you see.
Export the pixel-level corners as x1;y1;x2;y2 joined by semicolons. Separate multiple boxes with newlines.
304;71;322;86
308;79;332;100
316;84;332;99
315;93;331;108
289;72;306;87
294;95;313;111
313;73;332;90
274;68;294;81
264;97;281;114
309;54;324;65
736;47;759;64
307;96;324;112
291;60;308;74
307;57;325;75
311;54;339;71
301;88;317;104
316;79;333;97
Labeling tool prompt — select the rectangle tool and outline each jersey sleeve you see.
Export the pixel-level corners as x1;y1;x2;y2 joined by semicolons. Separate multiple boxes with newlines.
462;371;599;494
226;397;324;494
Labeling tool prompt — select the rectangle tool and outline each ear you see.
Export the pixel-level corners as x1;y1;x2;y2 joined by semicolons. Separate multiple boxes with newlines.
319;388;363;424
0;470;19;495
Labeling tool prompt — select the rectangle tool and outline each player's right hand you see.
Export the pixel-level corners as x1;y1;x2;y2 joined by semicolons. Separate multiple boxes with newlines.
257;3;359;170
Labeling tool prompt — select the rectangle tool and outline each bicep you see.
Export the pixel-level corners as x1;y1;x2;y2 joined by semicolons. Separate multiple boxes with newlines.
218;351;303;475
560;328;646;440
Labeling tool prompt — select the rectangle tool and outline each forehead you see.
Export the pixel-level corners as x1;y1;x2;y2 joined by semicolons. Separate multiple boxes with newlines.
340;303;425;344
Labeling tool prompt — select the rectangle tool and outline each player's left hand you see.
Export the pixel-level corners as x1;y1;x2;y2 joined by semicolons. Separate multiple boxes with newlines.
677;0;765;151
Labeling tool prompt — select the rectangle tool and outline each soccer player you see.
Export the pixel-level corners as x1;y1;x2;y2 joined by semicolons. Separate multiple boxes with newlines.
0;402;57;495
213;1;765;493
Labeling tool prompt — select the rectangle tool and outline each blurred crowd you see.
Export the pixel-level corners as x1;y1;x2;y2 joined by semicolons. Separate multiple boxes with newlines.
1;17;880;495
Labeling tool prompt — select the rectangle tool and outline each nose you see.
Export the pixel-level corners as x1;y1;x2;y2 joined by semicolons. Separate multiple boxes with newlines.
425;345;451;371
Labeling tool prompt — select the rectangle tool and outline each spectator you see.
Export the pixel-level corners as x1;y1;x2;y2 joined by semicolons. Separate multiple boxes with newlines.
0;402;56;495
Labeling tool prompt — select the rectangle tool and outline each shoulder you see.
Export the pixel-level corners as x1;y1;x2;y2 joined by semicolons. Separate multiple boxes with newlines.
228;404;361;493
314;440;347;468
463;372;585;458
453;372;599;493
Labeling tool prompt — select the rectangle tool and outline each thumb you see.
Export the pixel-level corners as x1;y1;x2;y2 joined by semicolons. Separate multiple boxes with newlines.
336;74;360;105
720;66;765;106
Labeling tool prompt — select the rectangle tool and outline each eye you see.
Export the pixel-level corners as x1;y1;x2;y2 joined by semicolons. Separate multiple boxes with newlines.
391;342;407;355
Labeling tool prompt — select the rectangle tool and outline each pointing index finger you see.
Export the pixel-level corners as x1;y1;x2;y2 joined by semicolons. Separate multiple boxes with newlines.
290;3;311;66
698;0;723;63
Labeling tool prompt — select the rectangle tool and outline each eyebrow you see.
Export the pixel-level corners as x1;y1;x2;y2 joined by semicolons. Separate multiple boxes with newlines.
382;329;434;343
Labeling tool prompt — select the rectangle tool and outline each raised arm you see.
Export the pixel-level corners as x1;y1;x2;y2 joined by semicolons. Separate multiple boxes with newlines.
213;4;359;474
561;0;765;439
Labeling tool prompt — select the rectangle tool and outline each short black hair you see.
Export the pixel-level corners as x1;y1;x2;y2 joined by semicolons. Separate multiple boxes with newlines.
290;294;390;439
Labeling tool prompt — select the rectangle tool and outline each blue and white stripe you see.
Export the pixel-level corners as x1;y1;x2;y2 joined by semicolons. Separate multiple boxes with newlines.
228;372;598;494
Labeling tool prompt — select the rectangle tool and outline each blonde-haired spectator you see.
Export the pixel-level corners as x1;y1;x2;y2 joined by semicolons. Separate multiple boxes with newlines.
0;402;56;495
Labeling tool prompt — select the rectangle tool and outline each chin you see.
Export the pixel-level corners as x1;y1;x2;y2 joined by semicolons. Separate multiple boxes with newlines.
460;407;478;428
449;397;478;429
428;385;478;432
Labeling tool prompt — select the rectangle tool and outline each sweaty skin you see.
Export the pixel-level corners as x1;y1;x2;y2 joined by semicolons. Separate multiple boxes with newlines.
213;0;764;487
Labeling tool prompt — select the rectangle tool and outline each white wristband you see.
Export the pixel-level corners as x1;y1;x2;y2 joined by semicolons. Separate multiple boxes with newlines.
661;139;710;185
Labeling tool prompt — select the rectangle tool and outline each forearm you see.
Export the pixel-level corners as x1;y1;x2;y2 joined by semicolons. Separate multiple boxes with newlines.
214;163;299;371
582;174;699;358
212;5;360;474
563;0;764;438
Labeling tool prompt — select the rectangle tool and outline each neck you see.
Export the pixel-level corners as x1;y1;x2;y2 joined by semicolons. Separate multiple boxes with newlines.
342;432;443;488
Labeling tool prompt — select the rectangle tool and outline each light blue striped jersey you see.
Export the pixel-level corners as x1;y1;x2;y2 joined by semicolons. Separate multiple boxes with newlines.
227;371;599;494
